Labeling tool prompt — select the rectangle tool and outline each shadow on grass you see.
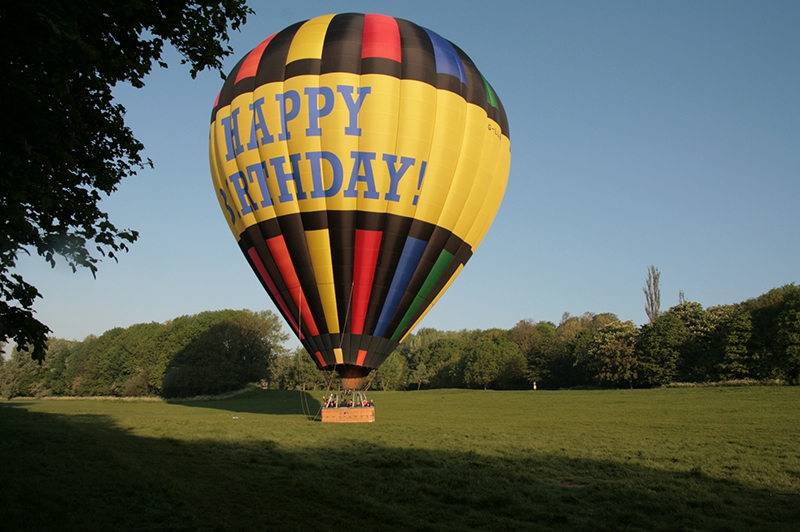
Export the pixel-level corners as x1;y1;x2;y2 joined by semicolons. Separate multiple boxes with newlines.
171;389;322;416
1;403;798;532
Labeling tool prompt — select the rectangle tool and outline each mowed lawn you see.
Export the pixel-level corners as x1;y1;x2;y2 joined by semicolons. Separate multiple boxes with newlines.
1;387;798;531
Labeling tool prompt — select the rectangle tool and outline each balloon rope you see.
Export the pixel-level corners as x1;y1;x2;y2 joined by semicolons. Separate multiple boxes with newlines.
295;287;323;421
301;388;322;422
299;385;309;418
339;282;354;349
363;369;378;392
297;286;303;337
301;388;321;422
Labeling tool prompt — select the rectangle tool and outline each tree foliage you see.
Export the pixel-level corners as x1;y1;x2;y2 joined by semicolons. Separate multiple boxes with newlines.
514;313;618;389
460;329;525;389
0;1;252;361
643;265;661;323
744;284;800;383
373;351;409;391
407;335;466;389
638;313;688;386
161;310;287;398
581;321;640;388
716;307;753;380
0;309;286;399
270;347;334;391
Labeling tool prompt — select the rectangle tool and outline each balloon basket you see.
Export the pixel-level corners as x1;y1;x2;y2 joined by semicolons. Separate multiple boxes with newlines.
321;406;375;423
320;391;375;423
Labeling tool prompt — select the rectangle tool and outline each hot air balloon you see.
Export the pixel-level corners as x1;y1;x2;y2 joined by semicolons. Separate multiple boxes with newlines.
209;13;510;390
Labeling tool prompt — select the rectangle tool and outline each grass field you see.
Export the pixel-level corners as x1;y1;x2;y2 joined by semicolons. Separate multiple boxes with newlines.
1;387;798;531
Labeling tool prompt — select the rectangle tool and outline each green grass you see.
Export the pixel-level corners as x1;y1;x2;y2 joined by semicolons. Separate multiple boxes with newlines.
2;387;799;531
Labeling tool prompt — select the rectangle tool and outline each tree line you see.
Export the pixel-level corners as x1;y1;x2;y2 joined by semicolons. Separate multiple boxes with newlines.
2;284;798;398
324;283;798;391
0;309;288;399
516;283;799;389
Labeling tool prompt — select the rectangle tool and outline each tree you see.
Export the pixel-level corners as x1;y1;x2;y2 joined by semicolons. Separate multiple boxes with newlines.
373;351;409;391
716;308;753;381
521;313;618;389
271;347;332;391
461;329;525;390
666;301;722;381
0;1;252;361
1;346;48;399
413;336;466;388
773;286;800;384
3;309;288;398
397;327;446;360
580;321;640;388
160;310;287;398
521;321;559;387
410;362;431;391
509;319;539;356
741;284;800;383
637;313;688;386
643;265;661;324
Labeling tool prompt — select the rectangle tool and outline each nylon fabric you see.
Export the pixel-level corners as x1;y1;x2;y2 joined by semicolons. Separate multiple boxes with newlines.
208;13;510;373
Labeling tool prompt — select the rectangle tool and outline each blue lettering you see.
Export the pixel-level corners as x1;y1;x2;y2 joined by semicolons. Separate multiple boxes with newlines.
245;161;273;207
344;151;379;199
247;98;274;150
305;87;334;137
269;154;306;203
221;108;245;161
218;188;236;224
337;85;371;136
227;171;259;215
306;151;343;198
275;90;301;141
382;154;415;202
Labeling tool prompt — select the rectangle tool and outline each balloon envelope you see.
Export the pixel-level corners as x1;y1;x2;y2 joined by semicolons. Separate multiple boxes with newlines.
209;13;510;385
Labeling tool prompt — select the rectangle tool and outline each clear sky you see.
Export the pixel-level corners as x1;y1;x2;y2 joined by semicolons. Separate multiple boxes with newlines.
14;0;799;346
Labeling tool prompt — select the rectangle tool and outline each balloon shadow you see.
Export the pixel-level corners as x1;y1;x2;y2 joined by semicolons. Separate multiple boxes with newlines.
170;388;322;416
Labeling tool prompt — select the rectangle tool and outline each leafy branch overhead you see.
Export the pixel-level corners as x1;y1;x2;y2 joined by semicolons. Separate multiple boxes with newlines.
0;1;252;360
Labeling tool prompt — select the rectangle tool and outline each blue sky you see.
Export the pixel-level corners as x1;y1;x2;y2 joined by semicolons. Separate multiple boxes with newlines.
14;0;799;345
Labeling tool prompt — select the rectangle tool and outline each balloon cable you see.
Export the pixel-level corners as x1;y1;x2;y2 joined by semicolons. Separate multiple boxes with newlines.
297;286;303;339
363;368;378;392
339;282;354;349
329;282;354;391
295;289;323;421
